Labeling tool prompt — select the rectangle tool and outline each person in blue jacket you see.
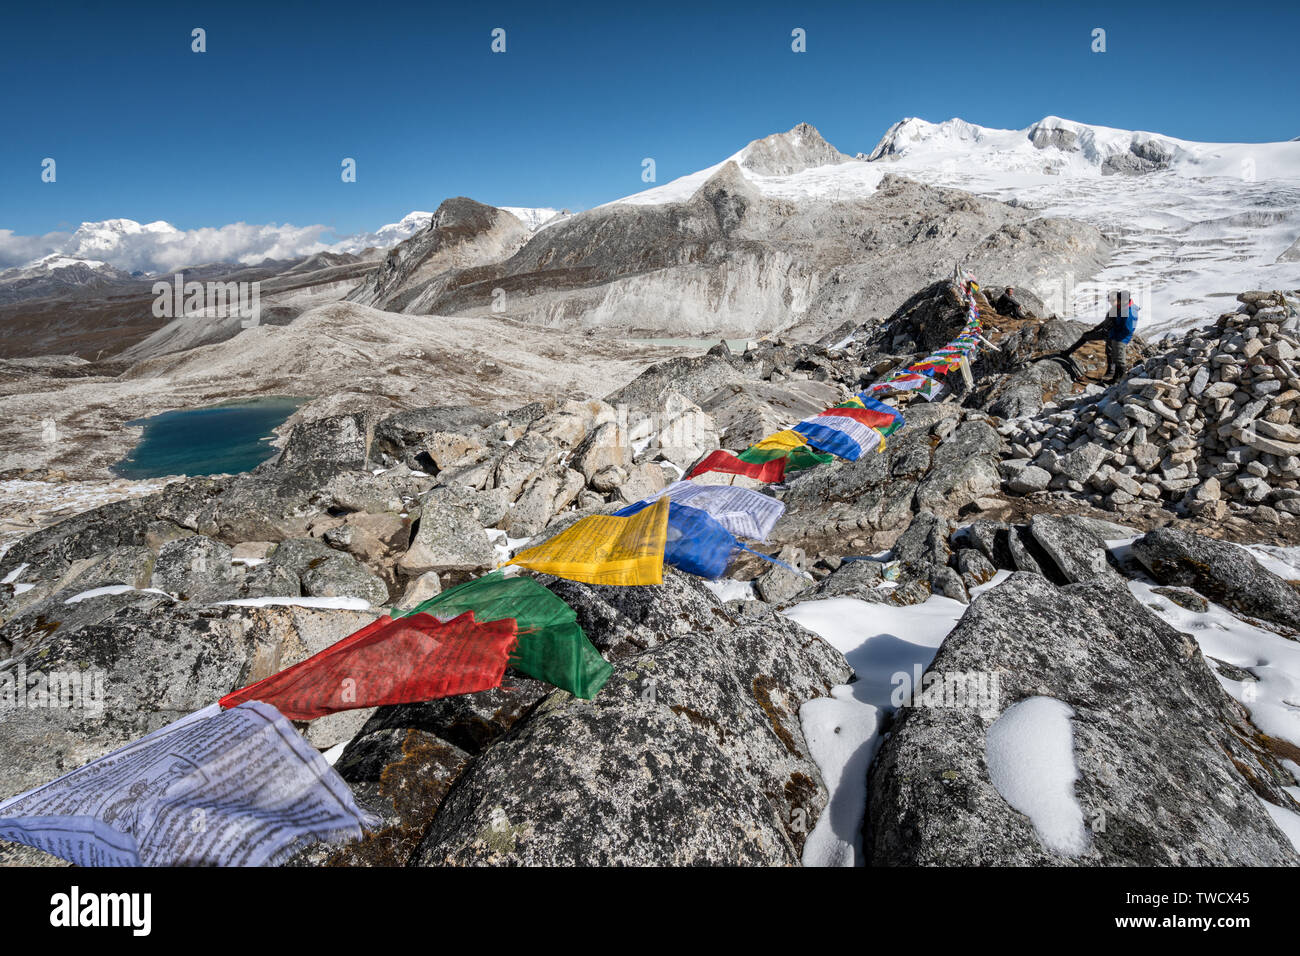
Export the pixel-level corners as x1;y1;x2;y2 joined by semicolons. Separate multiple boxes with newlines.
1060;292;1139;383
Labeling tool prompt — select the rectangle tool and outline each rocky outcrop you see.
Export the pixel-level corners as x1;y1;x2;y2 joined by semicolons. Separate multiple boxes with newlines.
878;281;974;354
796;559;884;601
0;496;162;604
276;412;374;472
1023;118;1176;176
398;496;496;576
346;198;531;312
605;353;749;411
371;404;501;471
867;573;1300;865
6;261;1300;871
1131;527;1300;633
0;601;377;801
543;570;731;661
773;403;1003;554
1025;514;1124;584
753;551;809;604
950;514;1132;588
280;571;852;868
266;537;390;606
285;680;553;867
411;597;849;865
150;535;237;601
972;316;1089;419
700;379;843;448
735;122;851;176
1101;138;1174;176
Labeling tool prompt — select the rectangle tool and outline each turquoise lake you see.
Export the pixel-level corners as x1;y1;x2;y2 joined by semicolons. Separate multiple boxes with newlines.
112;396;307;479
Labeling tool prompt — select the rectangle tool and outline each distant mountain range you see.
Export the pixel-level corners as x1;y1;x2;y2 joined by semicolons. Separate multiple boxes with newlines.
1;116;1297;358
334;122;1110;342
0;206;565;306
864;115;1299;178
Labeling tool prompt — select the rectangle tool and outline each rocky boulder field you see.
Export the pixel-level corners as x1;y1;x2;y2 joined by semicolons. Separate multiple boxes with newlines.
1000;290;1300;525
2;279;1300;866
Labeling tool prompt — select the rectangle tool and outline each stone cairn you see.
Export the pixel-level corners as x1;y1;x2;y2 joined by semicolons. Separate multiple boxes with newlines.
998;290;1300;523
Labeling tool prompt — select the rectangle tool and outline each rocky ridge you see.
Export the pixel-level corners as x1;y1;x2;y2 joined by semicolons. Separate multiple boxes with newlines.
335;124;1110;341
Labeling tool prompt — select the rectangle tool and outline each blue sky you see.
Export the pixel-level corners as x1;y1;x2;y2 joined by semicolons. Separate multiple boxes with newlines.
2;0;1297;239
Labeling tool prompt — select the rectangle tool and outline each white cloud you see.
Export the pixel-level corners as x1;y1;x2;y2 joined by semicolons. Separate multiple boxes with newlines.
64;219;338;274
0;229;69;269
0;209;447;277
0;218;374;275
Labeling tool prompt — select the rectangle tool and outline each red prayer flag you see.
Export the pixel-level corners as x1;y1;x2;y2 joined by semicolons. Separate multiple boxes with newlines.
686;449;787;484
219;612;517;720
818;405;899;431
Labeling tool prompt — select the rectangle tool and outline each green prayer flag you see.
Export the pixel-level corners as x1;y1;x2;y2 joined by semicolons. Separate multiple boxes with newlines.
738;443;832;472
401;571;613;699
785;445;834;471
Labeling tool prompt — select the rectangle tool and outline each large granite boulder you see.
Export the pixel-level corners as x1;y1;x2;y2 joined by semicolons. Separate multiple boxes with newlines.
150;535;239;602
411;612;849;865
0;601;376;803
1131;528;1300;633
397;497;496;576
914;420;1002;516
544;569;732;661
267;537;389;606
285;680;552;867
1027;514;1124;584
867;573;1300;865
276;412;373;472
372;404;500;469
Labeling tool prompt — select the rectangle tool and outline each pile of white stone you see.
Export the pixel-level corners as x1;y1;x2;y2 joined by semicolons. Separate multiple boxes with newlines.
998;290;1300;523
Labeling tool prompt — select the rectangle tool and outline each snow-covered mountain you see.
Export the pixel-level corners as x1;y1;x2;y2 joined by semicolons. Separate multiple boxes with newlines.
7;115;1297;335
868;115;1298;178
346;198;533;312
0;220;186;286
611;121;855;207
614;116;1300;335
864;117;1300;334
9;253;116;276
331;206;562;253
64;218;183;259
0;253;135;305
328;211;432;254
0;218;338;277
497;206;566;232
399;124;1107;341
0;204;551;296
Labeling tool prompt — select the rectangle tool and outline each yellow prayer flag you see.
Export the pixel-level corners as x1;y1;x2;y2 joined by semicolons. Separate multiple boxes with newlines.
750;429;807;452
509;496;669;586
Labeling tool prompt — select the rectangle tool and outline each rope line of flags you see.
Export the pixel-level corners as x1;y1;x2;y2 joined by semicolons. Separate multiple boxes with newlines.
0;277;985;866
